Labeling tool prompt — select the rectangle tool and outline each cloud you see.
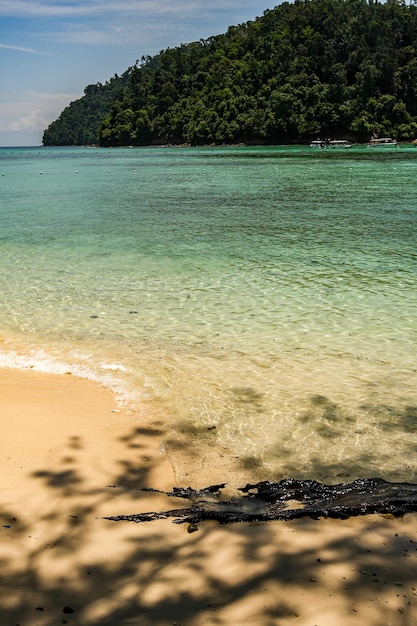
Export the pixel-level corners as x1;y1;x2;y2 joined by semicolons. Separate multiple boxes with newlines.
0;1;269;51
0;1;95;18
44;24;125;46
0;90;81;144
0;0;241;19
35;0;241;48
27;90;80;101
0;0;243;50
0;92;81;133
8;109;47;131
44;19;183;47
0;42;47;54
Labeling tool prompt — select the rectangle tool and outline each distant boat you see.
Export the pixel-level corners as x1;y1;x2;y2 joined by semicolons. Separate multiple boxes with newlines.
310;139;352;149
328;139;353;149
367;137;398;148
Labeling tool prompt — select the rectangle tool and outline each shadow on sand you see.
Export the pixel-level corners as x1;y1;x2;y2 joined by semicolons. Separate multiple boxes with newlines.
1;421;417;625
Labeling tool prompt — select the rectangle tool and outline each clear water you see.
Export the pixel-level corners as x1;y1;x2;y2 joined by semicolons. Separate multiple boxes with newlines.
1;144;417;483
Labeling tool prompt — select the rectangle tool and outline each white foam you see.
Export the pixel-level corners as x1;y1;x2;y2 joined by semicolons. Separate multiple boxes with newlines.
0;348;139;409
100;362;127;372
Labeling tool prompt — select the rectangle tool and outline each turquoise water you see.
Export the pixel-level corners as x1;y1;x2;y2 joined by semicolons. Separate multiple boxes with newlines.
1;144;417;483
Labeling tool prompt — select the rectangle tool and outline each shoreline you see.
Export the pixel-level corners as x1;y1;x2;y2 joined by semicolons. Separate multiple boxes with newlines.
1;367;417;625
38;140;416;149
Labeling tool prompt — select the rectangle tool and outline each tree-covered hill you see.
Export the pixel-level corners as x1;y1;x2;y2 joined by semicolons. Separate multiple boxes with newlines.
42;0;417;147
42;71;132;146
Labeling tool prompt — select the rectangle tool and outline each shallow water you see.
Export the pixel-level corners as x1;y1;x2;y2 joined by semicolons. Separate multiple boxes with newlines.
1;144;416;483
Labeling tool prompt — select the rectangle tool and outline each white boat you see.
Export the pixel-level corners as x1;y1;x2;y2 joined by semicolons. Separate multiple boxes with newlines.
367;137;398;148
328;140;353;149
310;139;352;149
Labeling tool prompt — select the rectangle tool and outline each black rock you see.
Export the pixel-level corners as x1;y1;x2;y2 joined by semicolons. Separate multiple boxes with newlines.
102;478;417;525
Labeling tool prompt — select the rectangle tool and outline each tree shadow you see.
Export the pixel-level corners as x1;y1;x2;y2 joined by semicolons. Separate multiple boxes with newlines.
1;420;417;625
259;394;417;483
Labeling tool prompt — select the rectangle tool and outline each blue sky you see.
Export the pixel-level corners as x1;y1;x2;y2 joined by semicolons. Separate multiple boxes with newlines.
0;0;276;146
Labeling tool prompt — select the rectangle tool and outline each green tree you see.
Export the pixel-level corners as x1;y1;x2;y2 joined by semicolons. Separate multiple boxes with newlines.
43;0;417;147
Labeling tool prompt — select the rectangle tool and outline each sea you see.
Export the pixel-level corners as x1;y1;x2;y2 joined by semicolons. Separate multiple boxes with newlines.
1;144;416;485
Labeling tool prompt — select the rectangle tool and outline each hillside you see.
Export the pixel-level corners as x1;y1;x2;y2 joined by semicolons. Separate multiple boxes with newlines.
42;71;132;146
43;0;417;146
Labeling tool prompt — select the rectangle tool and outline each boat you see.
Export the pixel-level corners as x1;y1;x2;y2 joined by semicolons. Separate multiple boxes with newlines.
367;137;398;148
310;139;352;149
328;140;353;149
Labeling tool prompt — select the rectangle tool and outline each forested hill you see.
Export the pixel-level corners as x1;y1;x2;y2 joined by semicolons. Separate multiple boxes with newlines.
42;71;132;146
43;0;417;147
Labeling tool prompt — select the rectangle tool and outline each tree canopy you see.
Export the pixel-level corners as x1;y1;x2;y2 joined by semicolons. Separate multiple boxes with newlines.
42;0;417;146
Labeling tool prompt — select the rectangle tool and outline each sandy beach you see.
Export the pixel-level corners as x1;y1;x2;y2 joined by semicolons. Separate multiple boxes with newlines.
1;368;417;626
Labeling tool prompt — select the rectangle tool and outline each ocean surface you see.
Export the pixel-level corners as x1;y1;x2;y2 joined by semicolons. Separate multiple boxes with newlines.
1;144;416;484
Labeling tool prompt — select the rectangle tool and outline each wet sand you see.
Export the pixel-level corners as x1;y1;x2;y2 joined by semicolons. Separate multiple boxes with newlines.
1;368;417;625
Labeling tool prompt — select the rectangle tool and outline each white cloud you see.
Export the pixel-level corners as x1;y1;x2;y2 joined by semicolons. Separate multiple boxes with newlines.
0;0;241;50
0;42;47;54
0;0;243;19
36;0;239;48
45;25;125;46
27;90;79;101
0;92;81;132
0;1;270;50
0;90;81;144
8;109;47;131
44;19;179;47
0;1;96;18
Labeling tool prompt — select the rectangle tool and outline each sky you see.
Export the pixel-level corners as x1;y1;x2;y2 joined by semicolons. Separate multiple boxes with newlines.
0;0;276;146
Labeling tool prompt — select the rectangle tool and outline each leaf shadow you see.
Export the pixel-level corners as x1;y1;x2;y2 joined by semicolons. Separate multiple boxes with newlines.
1;421;417;625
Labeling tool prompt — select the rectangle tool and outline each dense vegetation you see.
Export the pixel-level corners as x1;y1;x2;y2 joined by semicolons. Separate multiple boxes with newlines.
43;0;417;146
42;71;131;146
